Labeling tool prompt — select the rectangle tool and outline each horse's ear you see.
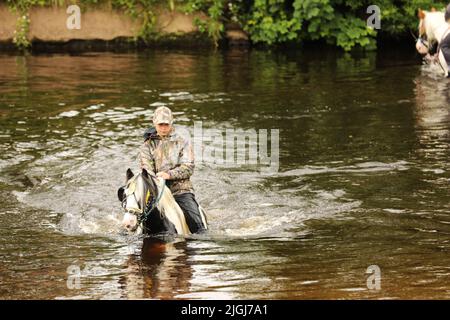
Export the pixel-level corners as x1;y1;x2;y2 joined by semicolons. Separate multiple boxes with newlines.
126;168;134;181
142;168;149;179
418;8;426;19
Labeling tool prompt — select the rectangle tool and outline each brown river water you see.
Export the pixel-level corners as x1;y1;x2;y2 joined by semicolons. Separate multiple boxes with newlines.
0;48;450;299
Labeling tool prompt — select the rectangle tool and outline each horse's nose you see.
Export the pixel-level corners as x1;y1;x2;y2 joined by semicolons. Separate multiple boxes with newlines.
124;221;133;229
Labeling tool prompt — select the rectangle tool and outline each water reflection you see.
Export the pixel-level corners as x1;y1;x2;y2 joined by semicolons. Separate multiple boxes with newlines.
120;238;192;299
409;70;450;221
1;49;450;299
413;73;450;149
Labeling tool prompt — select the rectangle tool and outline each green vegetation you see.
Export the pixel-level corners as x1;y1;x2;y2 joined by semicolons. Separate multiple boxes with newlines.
4;0;449;50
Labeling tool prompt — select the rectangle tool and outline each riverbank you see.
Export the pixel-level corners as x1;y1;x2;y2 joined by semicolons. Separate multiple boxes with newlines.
0;2;225;52
0;2;423;53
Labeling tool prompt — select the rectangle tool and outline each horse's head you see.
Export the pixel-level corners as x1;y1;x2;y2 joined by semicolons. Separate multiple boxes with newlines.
118;168;158;232
416;8;446;55
416;9;432;55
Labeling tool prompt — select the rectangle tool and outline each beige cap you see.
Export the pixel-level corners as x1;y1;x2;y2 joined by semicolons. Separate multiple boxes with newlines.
152;106;173;125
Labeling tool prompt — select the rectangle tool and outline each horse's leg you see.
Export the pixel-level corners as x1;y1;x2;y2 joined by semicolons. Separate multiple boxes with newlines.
143;208;179;235
141;237;167;264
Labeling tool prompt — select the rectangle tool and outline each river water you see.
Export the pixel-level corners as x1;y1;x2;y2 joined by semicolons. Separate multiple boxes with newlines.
1;48;449;299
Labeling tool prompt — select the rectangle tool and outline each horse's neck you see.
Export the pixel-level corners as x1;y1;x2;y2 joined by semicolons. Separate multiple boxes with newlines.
427;12;448;43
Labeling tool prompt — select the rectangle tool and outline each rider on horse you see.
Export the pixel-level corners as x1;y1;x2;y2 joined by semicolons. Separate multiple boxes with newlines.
139;106;206;234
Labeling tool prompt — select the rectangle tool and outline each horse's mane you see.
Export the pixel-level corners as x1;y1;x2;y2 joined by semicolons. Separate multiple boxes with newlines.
424;11;447;43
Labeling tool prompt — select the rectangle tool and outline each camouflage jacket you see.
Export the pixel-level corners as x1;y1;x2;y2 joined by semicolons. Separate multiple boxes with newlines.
139;127;194;195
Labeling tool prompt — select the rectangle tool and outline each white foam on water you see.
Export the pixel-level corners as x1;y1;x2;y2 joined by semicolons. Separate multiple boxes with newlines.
11;107;362;241
159;91;190;97
85;104;103;111
149;102;168;107
58;110;79;118
383;208;407;214
280;161;409;177
422;168;445;174
193;168;361;239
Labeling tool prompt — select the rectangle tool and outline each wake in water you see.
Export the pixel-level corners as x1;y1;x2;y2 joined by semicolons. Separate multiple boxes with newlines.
15;147;362;239
9;103;364;240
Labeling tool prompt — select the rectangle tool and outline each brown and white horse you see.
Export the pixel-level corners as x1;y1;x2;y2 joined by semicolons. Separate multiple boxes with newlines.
416;8;450;77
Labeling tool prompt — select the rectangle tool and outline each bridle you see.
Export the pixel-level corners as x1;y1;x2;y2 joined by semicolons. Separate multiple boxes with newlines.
418;36;430;50
121;176;144;215
121;174;166;226
416;18;431;51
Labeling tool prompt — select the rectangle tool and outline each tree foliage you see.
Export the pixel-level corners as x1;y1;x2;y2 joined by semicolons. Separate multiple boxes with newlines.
4;0;449;50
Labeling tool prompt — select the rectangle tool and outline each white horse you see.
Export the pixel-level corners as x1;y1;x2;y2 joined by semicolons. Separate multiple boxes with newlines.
416;8;450;77
118;168;207;236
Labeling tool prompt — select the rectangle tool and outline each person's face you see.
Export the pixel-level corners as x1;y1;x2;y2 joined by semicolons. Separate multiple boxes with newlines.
155;123;172;137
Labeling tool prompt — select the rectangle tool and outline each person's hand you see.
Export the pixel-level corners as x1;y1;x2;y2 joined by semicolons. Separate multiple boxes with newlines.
156;172;171;180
